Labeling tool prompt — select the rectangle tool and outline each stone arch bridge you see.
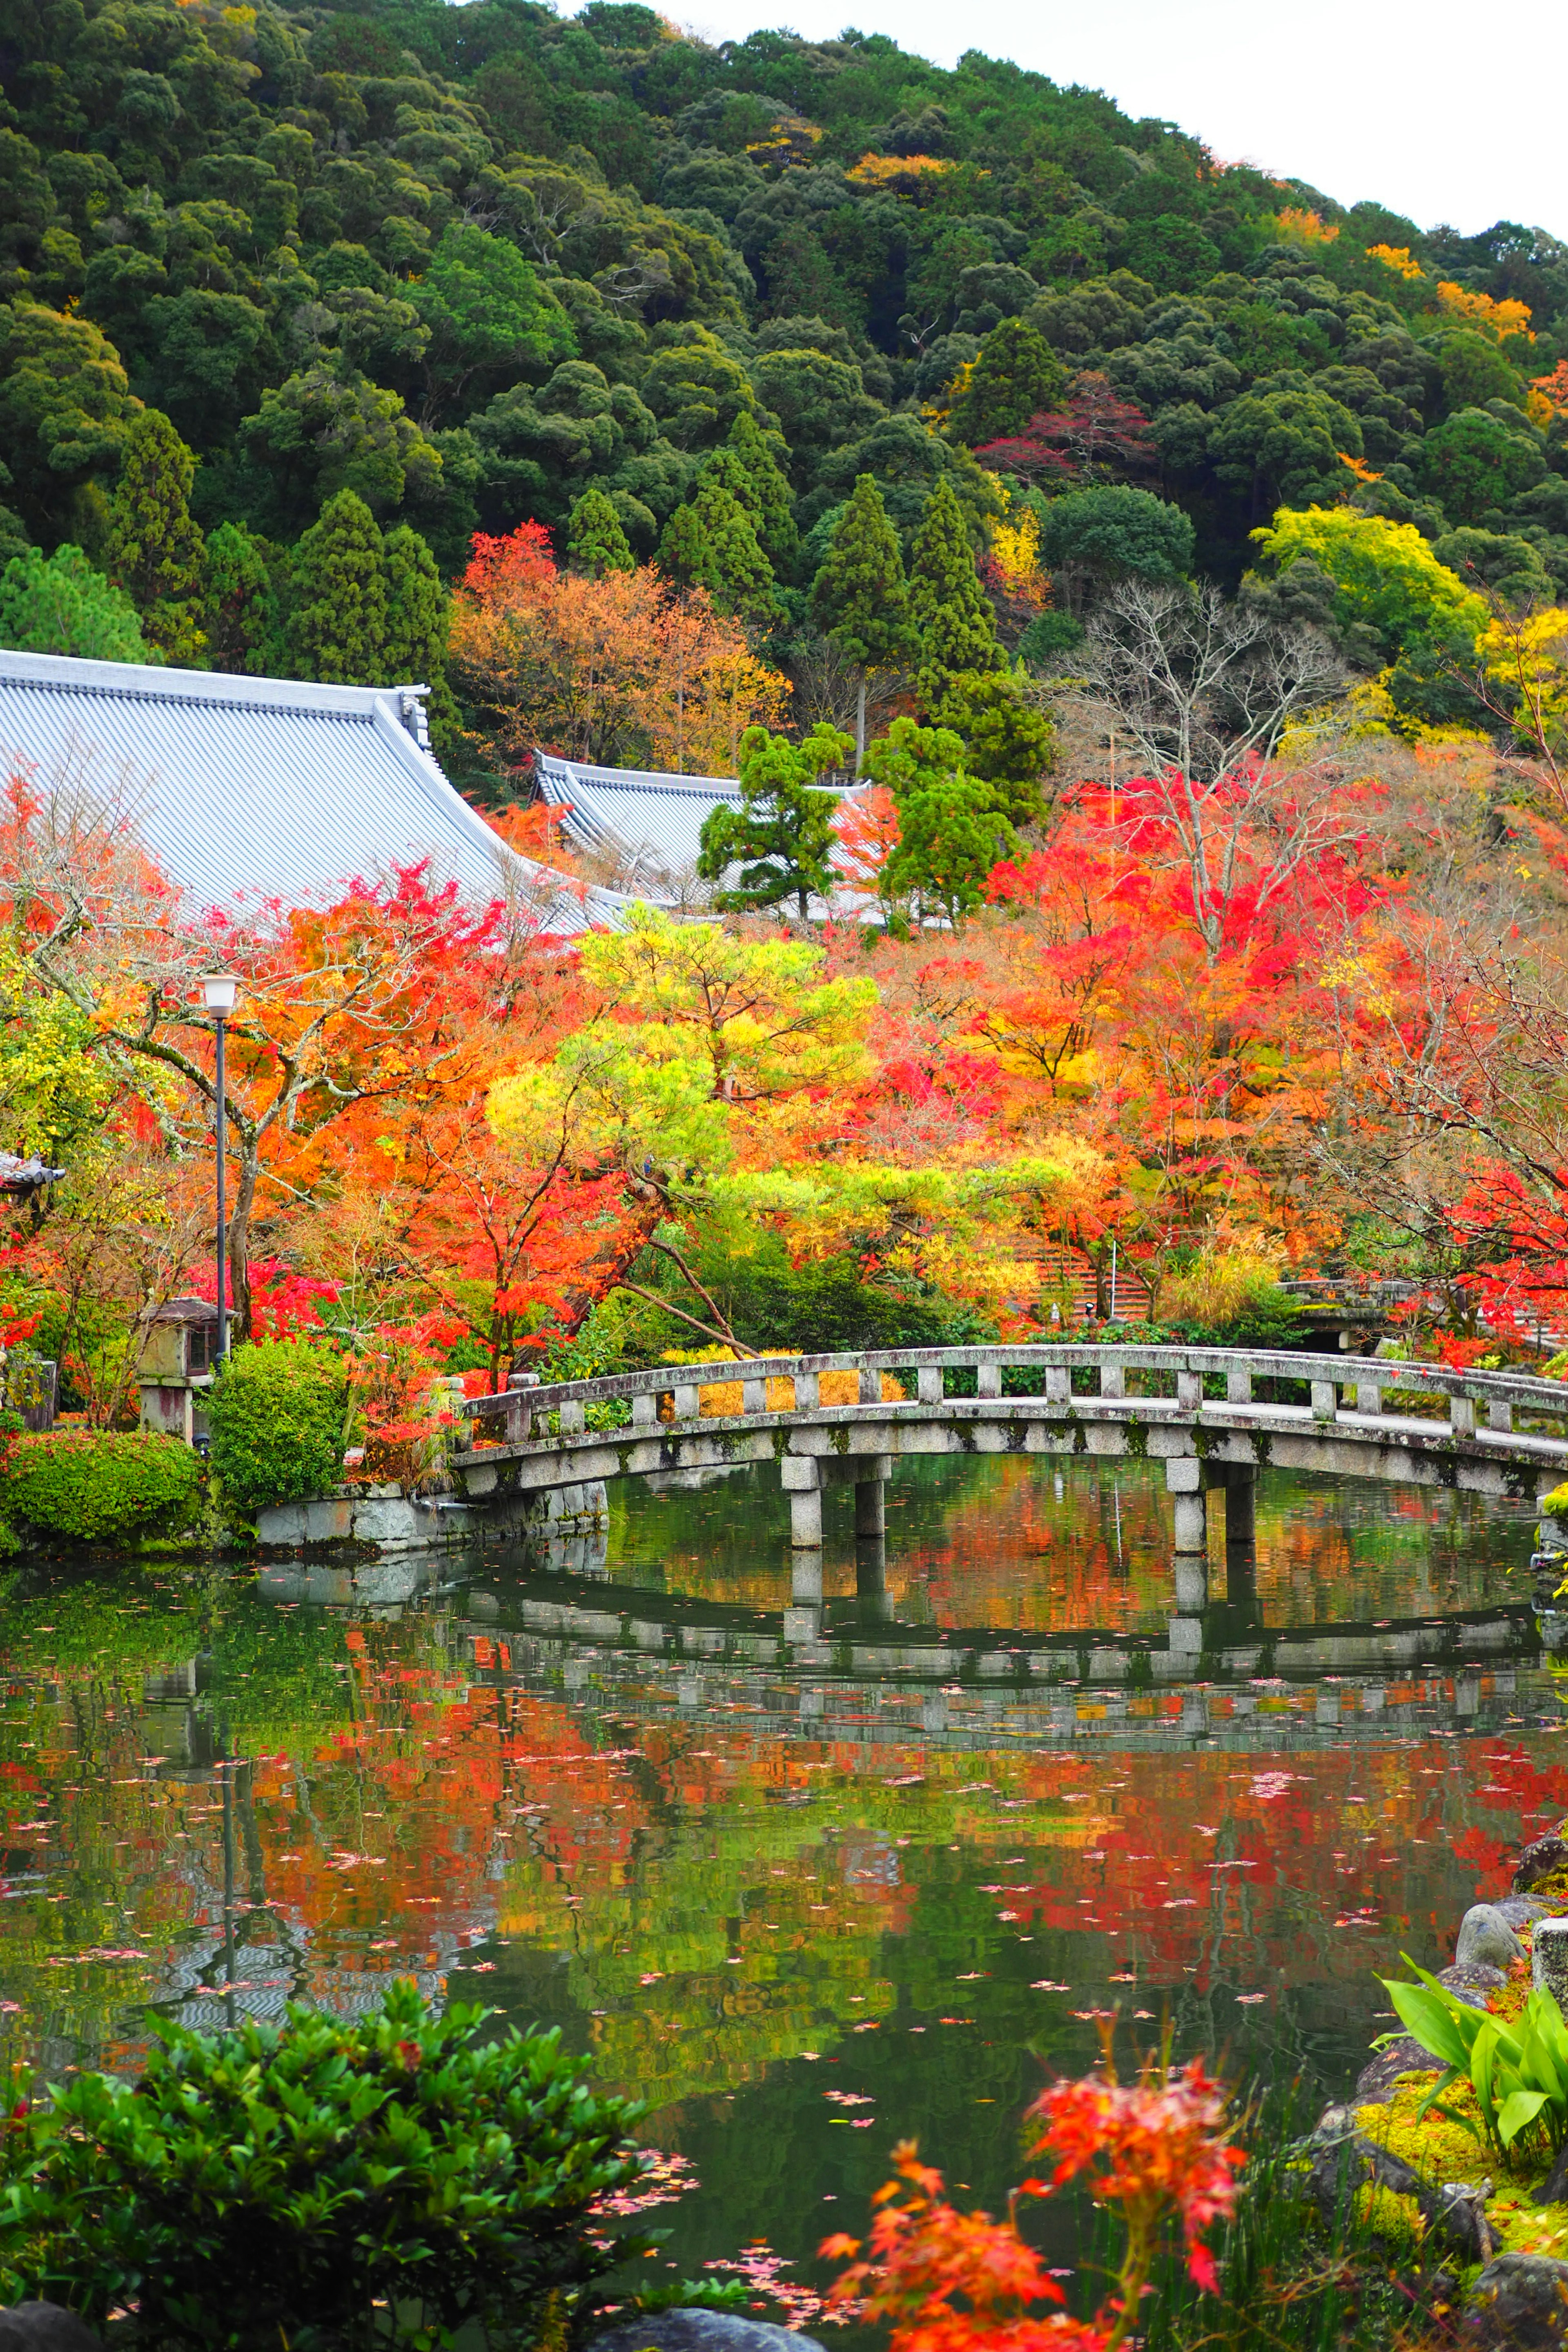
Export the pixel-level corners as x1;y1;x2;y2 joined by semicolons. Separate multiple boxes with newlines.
450;1342;1567;1633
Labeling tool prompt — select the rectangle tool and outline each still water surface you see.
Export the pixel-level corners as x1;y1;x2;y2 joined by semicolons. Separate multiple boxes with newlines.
0;1452;1560;2310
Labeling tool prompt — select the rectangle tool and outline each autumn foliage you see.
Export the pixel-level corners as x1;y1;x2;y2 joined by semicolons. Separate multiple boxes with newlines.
824;2033;1245;2352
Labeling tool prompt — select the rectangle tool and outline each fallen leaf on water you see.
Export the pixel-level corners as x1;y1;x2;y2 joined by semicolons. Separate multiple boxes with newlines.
1236;1993;1268;2005
1031;1980;1070;1991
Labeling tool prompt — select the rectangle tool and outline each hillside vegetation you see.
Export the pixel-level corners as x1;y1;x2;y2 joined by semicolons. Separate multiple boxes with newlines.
1;0;1565;781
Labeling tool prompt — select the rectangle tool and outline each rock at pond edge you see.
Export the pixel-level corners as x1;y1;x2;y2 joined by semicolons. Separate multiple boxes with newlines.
1515;1836;1568;1896
0;2308;105;2352
1305;2105;1494;2267
1355;2040;1441;2105
591;2316;827;2352
1463;2252;1568;2349
1456;1904;1525;1969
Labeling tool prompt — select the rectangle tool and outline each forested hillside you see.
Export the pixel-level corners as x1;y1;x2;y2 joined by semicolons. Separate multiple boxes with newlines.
2;0;1566;785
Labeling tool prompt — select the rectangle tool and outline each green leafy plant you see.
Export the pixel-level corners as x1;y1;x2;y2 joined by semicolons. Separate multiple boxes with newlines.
0;1981;714;2352
0;1431;201;1544
207;1338;347;1513
1381;1955;1568;2164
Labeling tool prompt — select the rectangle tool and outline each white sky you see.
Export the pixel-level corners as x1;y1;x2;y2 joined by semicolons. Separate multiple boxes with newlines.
644;0;1566;243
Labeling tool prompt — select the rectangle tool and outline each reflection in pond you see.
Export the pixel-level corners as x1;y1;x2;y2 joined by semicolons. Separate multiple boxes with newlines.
0;1450;1560;2291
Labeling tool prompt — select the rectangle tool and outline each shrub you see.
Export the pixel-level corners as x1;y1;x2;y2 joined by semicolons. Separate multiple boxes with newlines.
0;1982;688;2352
0;1431;201;1543
207;1339;346;1512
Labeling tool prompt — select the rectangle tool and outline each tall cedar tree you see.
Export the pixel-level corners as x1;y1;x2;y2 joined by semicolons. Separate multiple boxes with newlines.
697;722;852;920
717;412;798;569
285;490;389;683
947;320;1067;448
658;502;719;595
810;473;918;768
566;489;635;577
101;410;205;663
200;521;273;674
383;521;458;739
0;544;148;662
909;476;1004;715
690;478;777;624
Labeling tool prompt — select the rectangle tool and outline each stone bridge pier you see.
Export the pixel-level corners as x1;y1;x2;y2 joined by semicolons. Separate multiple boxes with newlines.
783;1451;892;1636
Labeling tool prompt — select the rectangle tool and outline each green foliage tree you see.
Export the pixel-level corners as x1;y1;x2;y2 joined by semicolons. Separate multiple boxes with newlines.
200;520;274;674
884;775;1018;932
283;490;390;684
566;486;635;576
723;409;797;569
657;499;719;593
1250;505;1487;663
1415;405;1548;528
411;225;576;419
689;475;777;622
0;545;149;662
0;303;138;539
927;669;1053;822
697;721;851;920
0;1432;199;1544
810;473;918;766
207;1338;346;1513
1038;485;1195;608
909;474;1004;714
947;317;1066;447
1207;383;1363;520
101;408;206;663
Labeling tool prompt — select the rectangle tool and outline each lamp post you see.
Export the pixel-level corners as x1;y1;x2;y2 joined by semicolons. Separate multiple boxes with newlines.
200;973;238;1361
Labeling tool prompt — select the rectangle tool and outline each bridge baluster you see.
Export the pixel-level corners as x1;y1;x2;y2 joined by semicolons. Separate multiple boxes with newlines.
977;1361;1002;1399
1176;1368;1202;1409
1099;1359;1125;1399
559;1400;586;1434
1226;1368;1251;1403
673;1381;699;1421
794;1368;819;1411
743;1375;766;1415
1356;1381;1383;1417
1489;1399;1514;1433
1450;1393;1477;1436
1046;1365;1070;1403
1311;1380;1337;1423
917;1366;944;1403
631;1392;658;1429
858;1365;882;1404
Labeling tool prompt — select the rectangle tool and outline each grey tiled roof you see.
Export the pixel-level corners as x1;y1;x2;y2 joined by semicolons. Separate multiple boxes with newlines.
533;749;743;897
0;650;634;932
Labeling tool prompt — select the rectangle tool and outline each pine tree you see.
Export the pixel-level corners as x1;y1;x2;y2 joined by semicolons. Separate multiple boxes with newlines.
697;721;851;920
285;490;389;684
909;475;1004;714
101;408;205;664
717;412;797;569
566;488;635;577
200;521;274;675
810;473;917;767
690;477;778;624
658;501;721;596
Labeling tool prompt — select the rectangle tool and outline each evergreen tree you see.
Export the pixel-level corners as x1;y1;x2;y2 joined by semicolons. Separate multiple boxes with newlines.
909;475;1004;714
284;490;389;684
715;412;797;570
0;545;149;663
566;488;635;577
884;775;1018;932
200;521;274;675
697;722;851;921
810;473;917;767
383;521;459;741
690;477;778;624
101;408;206;664
947;319;1067;447
924;670;1054;825
658;501;720;595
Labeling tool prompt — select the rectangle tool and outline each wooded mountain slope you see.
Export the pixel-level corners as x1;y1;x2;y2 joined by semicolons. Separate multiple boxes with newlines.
2;0;1565;761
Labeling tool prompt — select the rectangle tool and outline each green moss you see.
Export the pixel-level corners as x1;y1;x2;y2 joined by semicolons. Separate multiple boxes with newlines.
1350;2182;1427;2250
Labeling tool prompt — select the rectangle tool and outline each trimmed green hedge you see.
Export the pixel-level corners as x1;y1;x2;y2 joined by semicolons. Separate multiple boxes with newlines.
207;1339;346;1512
1;1432;202;1543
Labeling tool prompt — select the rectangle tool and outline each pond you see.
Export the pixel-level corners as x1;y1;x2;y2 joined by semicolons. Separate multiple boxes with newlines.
0;1450;1561;2320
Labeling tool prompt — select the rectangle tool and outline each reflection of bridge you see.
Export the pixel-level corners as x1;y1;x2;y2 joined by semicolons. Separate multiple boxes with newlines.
452;1343;1564;1639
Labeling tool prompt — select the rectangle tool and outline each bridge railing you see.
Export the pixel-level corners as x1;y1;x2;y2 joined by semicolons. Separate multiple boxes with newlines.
452;1343;1568;1454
